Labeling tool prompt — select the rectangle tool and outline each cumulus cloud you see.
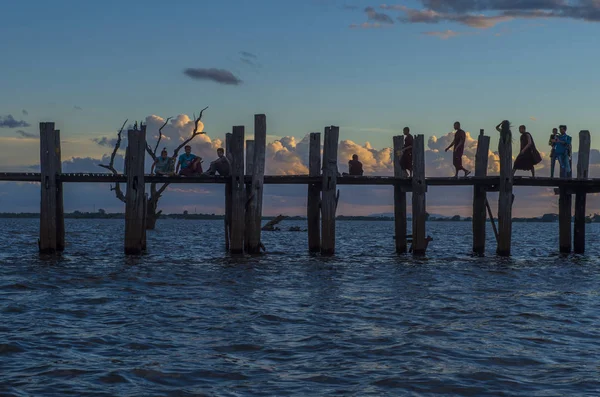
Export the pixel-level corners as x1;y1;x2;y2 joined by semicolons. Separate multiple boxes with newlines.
0;115;30;128
183;68;242;85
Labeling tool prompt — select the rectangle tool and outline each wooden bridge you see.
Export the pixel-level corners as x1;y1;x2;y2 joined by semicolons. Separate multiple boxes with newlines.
0;116;594;257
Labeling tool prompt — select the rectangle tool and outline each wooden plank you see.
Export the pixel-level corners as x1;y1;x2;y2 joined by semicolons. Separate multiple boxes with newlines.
224;133;232;251
497;123;513;256
124;127;147;255
321;126;339;256
472;131;490;255
229;126;245;254
308;132;321;253
411;135;426;255
393;135;407;254
574;130;590;254
39;122;58;254
245;115;266;254
54;129;65;252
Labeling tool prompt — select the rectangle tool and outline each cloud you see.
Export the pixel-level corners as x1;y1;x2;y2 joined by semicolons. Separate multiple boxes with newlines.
0;115;30;128
183;68;242;85
22;109;28;116
365;6;395;23
240;51;257;59
92;136;121;147
422;29;467;39
530;116;537;121
15;130;37;139
350;22;384;29
74;105;83;111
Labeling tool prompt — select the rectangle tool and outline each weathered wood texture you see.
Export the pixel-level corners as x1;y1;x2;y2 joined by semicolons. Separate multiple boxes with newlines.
574;130;590;253
245;114;266;254
472;131;490;255
229;126;246;254
54;129;65;252
411;135;426;255
321;126;339;256
559;187;572;253
124;127;147;255
39;122;58;254
244;139;254;253
393;135;407;254
307;132;321;253
224;133;232;251
497;125;513;256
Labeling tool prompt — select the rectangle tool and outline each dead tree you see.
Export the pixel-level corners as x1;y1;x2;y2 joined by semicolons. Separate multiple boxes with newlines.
99;107;209;229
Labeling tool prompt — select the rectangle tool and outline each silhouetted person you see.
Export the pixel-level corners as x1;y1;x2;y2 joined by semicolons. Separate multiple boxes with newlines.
151;148;174;176
347;154;363;176
398;127;413;177
554;125;572;178
549;127;558;178
177;145;203;176
445;121;470;178
512;125;541;177
203;148;231;176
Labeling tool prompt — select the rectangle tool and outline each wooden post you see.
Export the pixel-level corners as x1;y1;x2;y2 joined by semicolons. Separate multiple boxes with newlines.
411;134;426;255
573;130;590;254
307;132;321;253
497;124;512;256
321;126;339;256
245;114;266;254
559;187;572;253
229;126;245;254
472;129;490;255
244;139;254;253
39;122;58;254
124;126;147;255
54;129;65;252
393;135;407;254
224;132;232;251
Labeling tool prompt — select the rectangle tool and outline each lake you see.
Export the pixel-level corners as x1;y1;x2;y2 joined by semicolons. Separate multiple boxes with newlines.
1;219;600;396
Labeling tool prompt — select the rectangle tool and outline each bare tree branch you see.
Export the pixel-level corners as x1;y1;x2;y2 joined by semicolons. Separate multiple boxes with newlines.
172;106;209;158
146;117;172;162
98;119;128;203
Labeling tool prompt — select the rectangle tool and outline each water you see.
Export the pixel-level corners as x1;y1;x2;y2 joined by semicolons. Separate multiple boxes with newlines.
1;219;600;396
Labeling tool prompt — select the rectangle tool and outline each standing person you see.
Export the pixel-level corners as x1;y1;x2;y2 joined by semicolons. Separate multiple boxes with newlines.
445;121;471;177
398;127;413;177
176;145;203;176
554;125;572;178
549;128;558;178
512;125;542;177
203;148;231;176
151;148;174;176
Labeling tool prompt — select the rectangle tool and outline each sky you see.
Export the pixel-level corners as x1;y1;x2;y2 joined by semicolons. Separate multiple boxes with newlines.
1;0;599;217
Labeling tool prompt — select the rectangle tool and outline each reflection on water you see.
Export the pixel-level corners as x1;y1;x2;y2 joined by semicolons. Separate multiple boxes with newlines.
1;219;600;396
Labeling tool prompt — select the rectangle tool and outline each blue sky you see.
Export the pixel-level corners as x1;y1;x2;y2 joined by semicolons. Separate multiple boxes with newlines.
1;0;599;215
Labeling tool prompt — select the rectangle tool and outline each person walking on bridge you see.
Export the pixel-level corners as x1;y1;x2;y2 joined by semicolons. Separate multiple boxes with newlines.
445;121;471;178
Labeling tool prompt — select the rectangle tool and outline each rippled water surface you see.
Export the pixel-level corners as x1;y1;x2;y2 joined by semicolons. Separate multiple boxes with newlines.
1;219;600;396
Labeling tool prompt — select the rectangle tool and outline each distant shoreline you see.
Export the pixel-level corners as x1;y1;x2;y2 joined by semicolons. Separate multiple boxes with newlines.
0;212;590;223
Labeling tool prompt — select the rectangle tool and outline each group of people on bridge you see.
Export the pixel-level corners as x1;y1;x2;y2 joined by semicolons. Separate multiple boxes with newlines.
150;146;231;177
342;121;573;179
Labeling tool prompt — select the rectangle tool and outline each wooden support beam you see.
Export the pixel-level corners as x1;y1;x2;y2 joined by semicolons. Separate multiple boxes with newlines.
472;130;490;255
559;187;572;253
411;134;426;255
393;135;407;254
244;139;254;253
39;122;58;254
321;126;339;256
497;123;513;256
224;133;232;251
54;129;65;252
245;115;266;254
307;132;321;253
124;126;147;255
229;126;245;254
574;130;590;254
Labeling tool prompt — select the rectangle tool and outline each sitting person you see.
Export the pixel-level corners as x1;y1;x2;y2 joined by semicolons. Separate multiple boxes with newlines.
342;154;363;176
176;145;203;176
203;148;231;176
151;148;174;176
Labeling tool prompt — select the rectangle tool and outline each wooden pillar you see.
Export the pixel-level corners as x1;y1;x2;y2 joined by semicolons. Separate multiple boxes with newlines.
321;126;339;256
39;122;58;254
245;114;266;254
393;135;407;254
307;132;321;253
472;129;490;255
124;126;147;255
224;133;232;251
573;130;590;254
411;135;426;255
497;124;512;256
559;187;572;253
244;139;254;253
229;126;245;254
54;129;65;252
